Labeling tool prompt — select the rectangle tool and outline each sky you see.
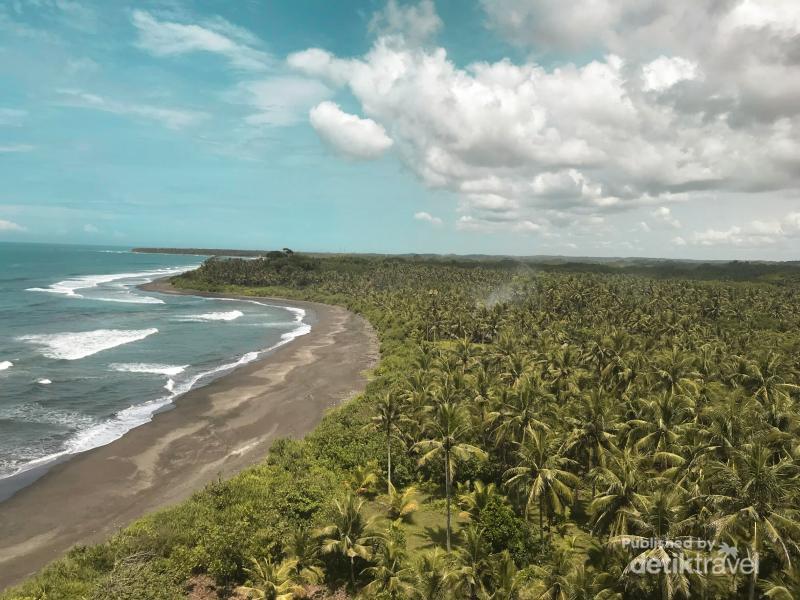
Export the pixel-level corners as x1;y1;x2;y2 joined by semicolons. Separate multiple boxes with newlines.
1;0;799;260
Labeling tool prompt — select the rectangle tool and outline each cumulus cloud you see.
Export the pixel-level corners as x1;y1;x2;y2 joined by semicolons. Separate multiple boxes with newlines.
652;206;681;228
414;211;443;225
131;10;271;71
0;219;26;232
83;223;99;233
56;89;206;130
309;101;393;159
684;212;800;247
642;56;700;92
369;0;442;44
287;0;800;239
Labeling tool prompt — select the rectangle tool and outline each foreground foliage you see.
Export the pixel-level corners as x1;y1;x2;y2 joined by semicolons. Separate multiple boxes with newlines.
4;252;800;599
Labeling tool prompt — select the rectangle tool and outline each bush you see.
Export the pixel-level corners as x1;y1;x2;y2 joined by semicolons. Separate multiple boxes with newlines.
476;497;543;566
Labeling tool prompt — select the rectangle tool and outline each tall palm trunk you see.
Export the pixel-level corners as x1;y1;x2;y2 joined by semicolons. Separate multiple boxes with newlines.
445;449;452;552
387;427;392;493
749;522;759;600
539;496;544;544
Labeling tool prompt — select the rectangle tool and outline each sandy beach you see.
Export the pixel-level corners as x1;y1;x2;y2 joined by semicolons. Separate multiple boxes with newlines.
0;281;379;590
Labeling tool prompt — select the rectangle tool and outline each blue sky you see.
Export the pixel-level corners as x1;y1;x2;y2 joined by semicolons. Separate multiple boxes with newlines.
1;0;799;259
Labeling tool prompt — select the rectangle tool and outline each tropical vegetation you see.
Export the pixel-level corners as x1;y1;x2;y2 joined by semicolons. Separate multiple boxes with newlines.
4;251;800;599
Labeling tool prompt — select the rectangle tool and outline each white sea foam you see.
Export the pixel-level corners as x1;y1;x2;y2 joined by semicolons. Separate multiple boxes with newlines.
1;304;311;482
164;379;175;392
37;379;52;385
177;310;244;322
26;265;196;304
0;361;12;371
110;363;187;377
18;328;159;360
217;297;306;322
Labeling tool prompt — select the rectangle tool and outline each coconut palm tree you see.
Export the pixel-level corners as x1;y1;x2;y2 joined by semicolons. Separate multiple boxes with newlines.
709;444;800;600
408;548;453;600
368;392;404;492
361;536;413;599
414;402;487;552
386;481;419;522
239;556;301;600
590;449;651;538
451;525;490;600
504;426;579;542
315;491;374;589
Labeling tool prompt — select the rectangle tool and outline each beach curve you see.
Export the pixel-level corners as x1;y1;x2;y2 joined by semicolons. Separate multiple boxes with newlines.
0;280;379;590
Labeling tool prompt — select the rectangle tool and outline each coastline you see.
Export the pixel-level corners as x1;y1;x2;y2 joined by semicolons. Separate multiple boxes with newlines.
0;280;379;590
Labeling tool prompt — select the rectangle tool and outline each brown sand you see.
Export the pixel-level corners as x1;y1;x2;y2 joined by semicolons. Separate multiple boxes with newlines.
0;281;379;590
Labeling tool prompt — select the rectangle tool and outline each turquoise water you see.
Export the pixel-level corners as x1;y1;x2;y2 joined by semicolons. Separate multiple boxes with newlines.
0;242;308;482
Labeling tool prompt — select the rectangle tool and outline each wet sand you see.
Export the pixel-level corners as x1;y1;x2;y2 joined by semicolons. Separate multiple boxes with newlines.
0;281;379;590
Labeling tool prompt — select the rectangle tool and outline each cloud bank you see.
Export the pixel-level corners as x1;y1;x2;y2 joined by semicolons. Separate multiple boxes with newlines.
289;0;800;241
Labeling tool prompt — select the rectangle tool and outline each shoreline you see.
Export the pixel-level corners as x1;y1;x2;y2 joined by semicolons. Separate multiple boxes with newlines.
0;280;379;591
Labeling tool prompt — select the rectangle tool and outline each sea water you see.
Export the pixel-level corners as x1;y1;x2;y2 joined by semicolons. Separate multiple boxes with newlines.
0;242;309;487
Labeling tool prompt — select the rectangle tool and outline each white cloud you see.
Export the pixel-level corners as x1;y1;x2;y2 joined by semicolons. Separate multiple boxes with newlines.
288;0;800;239
234;77;331;127
652;206;681;228
369;0;442;44
309;101;393;159
0;108;27;126
0;219;25;232
56;89;206;130
642;56;700;92
414;211;442;225
83;223;99;233
0;144;34;153
481;0;619;53
131;10;270;71
684;212;800;247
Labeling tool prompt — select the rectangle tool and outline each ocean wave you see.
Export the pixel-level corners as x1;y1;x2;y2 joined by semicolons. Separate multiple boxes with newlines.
37;379;52;385
0;312;311;482
177;310;244;322
18;328;159;360
25;265;196;305
110;363;188;376
0;361;12;371
217;297;306;323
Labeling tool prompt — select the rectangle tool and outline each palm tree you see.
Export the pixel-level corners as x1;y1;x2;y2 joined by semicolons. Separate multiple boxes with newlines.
590;449;650;538
451;525;490;600
315;491;374;589
348;461;379;496
414;402;487;551
607;489;693;600
564;389;617;497
458;480;506;522
239;556;300;600
408;548;453;600
504;426;579;542
361;536;413;599
368;392;404;493
386;481;419;522
485;550;528;599
284;528;324;586
709;444;800;600
625;392;694;470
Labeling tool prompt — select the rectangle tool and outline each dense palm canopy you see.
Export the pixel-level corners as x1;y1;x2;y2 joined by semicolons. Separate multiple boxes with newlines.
8;252;800;599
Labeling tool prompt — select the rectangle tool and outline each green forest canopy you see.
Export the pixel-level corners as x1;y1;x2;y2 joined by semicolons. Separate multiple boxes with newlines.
5;252;800;600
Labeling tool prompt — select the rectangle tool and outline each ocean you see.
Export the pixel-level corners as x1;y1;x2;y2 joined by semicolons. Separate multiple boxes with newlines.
0;242;309;490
